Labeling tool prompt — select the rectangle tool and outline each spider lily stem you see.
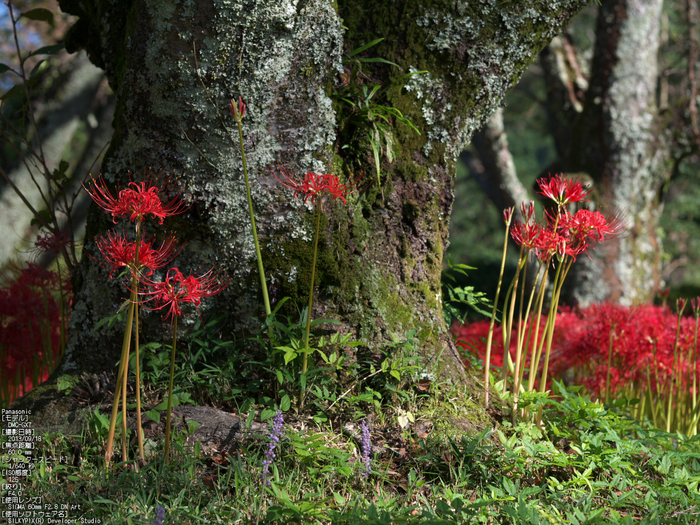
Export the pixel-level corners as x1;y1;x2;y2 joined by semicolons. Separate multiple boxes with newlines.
235;115;271;320
104;298;135;470
164;315;178;462
300;201;322;409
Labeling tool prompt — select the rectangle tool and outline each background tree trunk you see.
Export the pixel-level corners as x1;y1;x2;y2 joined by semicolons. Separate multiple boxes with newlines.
464;0;692;306
563;0;669;305
13;0;587;418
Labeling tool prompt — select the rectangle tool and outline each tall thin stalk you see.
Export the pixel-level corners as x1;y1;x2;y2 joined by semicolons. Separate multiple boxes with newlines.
231;99;271;320
104;299;135;469
501;246;526;394
666;300;686;433
484;208;513;407
298;201;323;409
104;222;143;469
303;202;323;372
164;316;179;462
605;324;617;406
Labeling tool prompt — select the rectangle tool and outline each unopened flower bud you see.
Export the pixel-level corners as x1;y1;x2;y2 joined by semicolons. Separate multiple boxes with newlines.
520;201;535;222
229;96;246;121
503;207;514;226
677;297;687;313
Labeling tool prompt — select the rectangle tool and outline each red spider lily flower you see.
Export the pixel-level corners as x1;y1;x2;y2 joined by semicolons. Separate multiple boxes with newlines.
33;231;73;255
93;232;181;279
83;176;189;224
566;209;626;253
276;167;350;204
529;226;584;261
230;96;246;120
137;267;228;323
692;297;700;315
510;220;543;251
537;174;589;206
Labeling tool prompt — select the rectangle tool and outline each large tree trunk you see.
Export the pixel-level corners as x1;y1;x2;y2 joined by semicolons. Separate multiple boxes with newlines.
12;0;587;420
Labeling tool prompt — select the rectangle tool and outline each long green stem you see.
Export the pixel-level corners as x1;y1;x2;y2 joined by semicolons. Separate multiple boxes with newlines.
164;315;179;462
484;211;513;407
236;117;271;318
104;221;144;470
304;203;322;360
104;299;135;470
134;300;144;463
121;355;128;461
132;221;145;464
512;250;533;404
666;302;685;433
526;262;551;393
299;202;322;409
521;263;547;393
501;247;525;394
535;257;572;427
605;324;616;406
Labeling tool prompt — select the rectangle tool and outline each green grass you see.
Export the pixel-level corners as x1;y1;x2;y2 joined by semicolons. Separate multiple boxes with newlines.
4;376;700;524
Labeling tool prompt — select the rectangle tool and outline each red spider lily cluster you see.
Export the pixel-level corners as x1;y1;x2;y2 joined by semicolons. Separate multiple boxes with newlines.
85;174;228;467
0;262;70;404
478;173;627;413
453;302;700;400
275;167;351;204
511;174;625;262
553;303;699;400
84;175;226;319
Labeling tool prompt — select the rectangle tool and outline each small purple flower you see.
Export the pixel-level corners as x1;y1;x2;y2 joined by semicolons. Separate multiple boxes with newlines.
261;411;284;485
360;419;371;476
153;505;165;525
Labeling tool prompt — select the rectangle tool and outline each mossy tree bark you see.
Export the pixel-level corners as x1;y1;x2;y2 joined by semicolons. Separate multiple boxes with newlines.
20;0;586;414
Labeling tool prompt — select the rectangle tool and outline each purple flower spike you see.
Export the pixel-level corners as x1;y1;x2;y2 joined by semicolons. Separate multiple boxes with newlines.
261;411;284;485
153;505;165;525
360;419;371;477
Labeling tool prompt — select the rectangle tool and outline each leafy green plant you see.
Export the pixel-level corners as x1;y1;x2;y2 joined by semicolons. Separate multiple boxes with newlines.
333;38;423;186
441;257;493;326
